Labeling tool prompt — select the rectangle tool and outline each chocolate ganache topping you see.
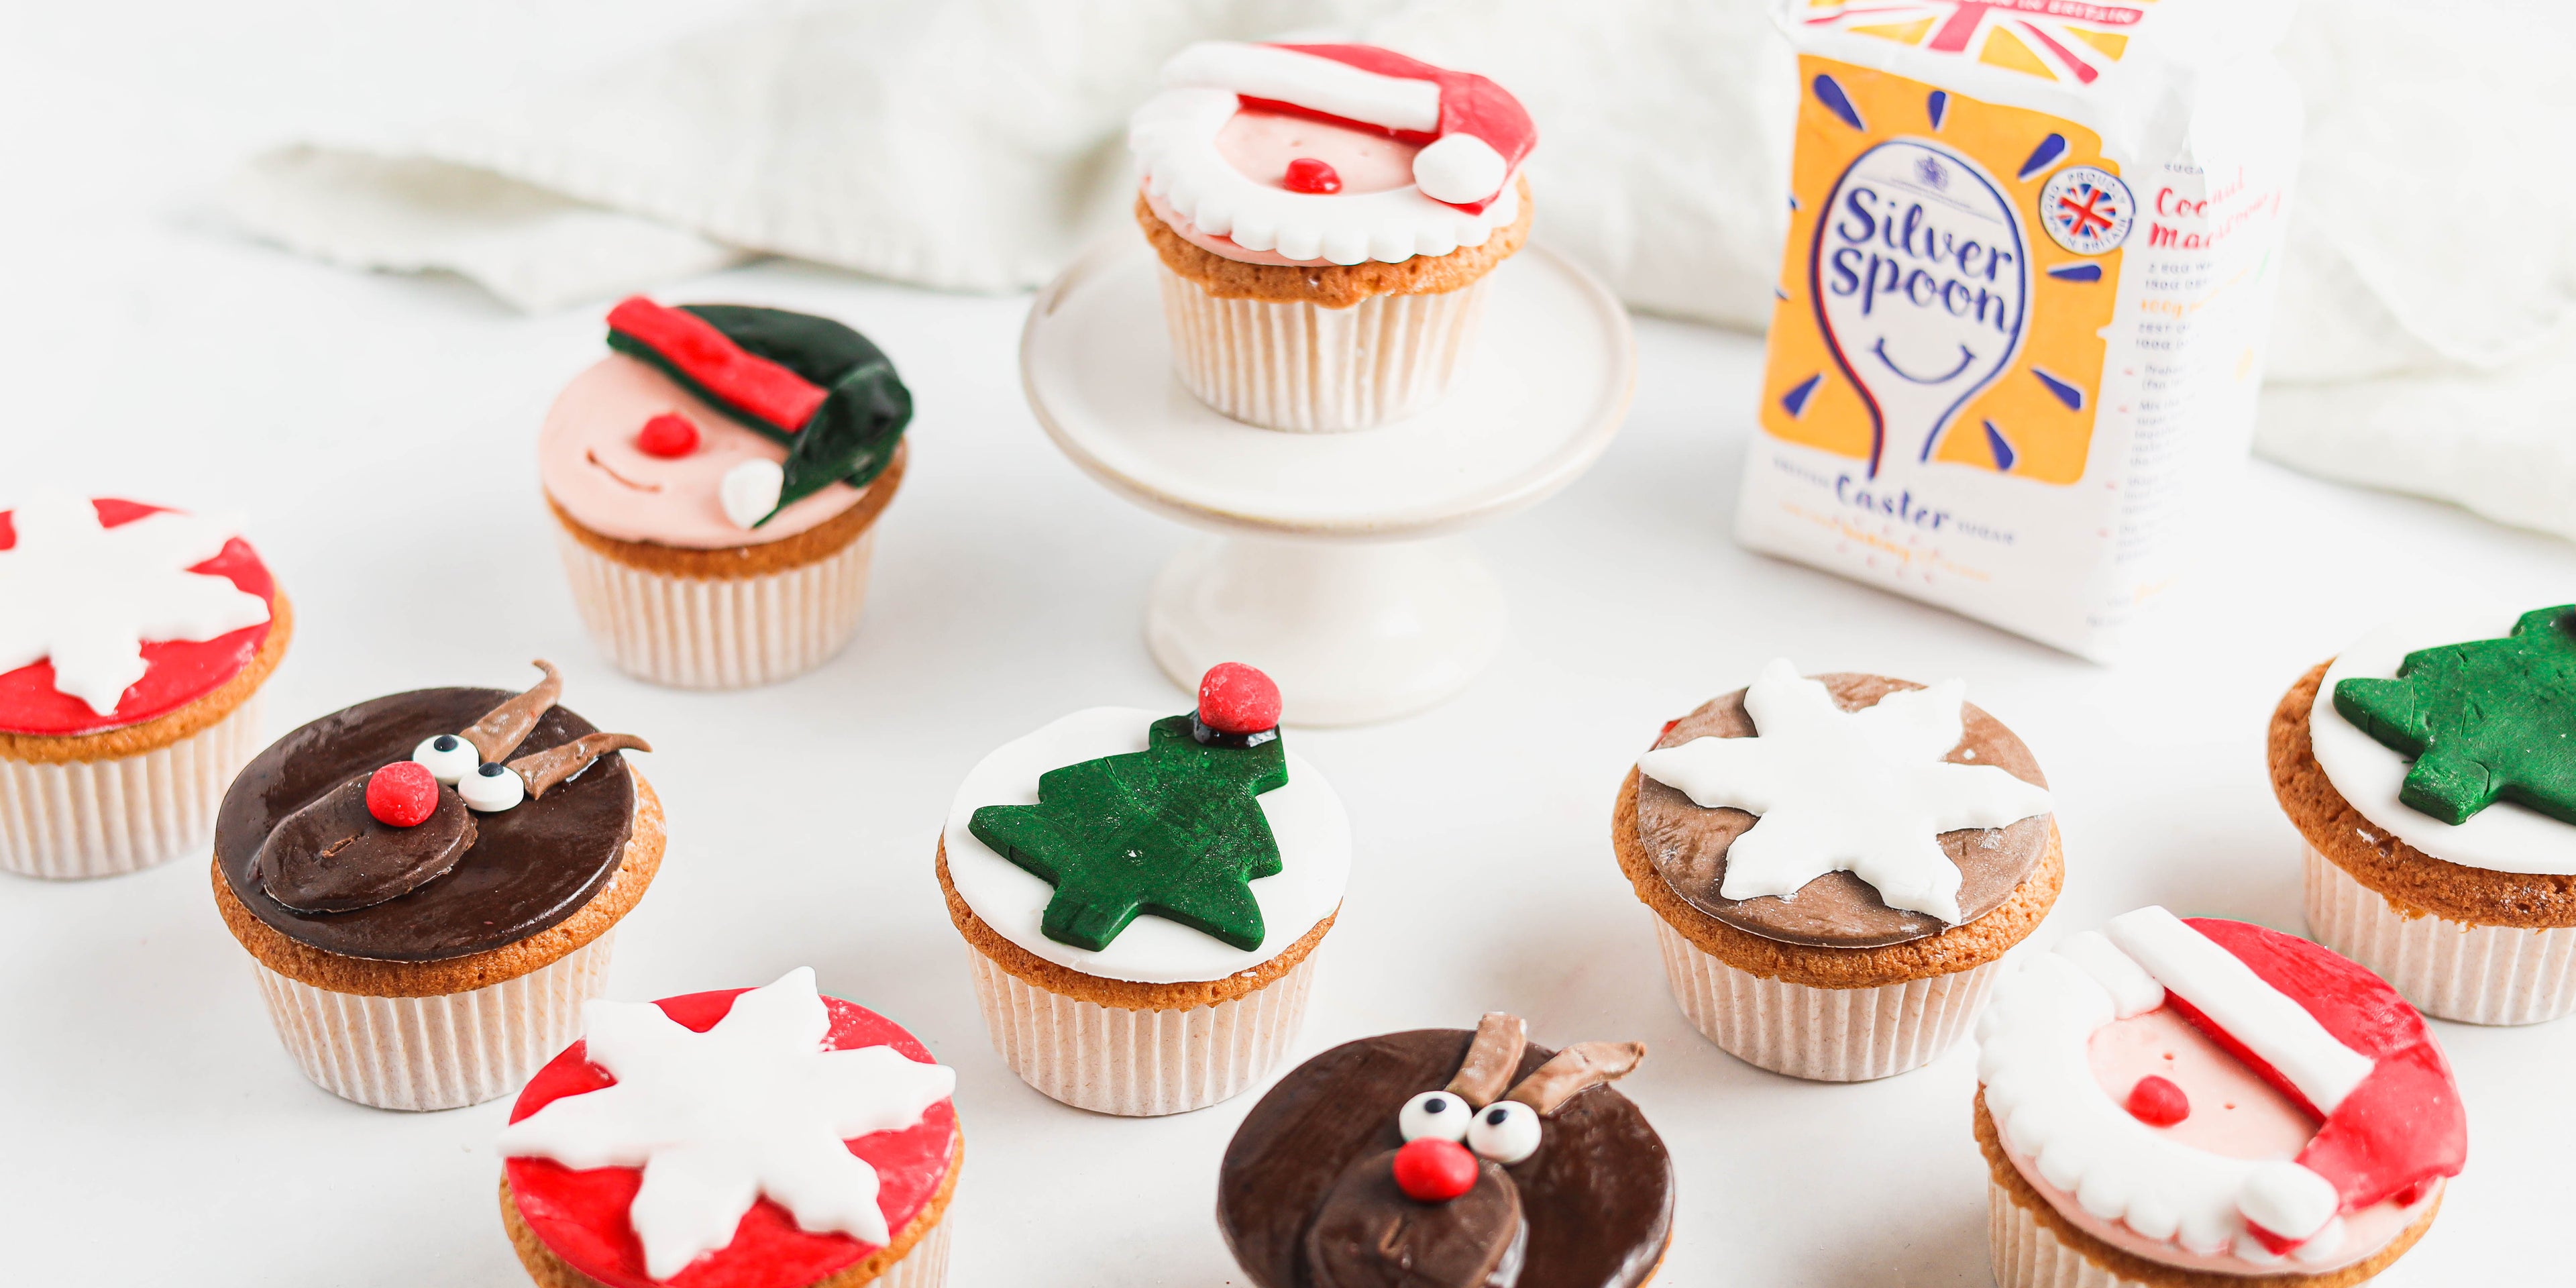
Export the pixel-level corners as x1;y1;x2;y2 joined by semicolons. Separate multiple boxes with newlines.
1635;672;2050;949
216;671;644;962
1220;1018;1671;1288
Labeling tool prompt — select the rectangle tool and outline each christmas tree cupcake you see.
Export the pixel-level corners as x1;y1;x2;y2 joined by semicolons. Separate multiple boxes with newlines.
1219;1012;1672;1287
543;297;910;689
936;662;1348;1115
1130;42;1536;432
2270;605;2576;1024
498;968;961;1288
1613;661;2060;1081
211;661;659;1110
1976;907;2465;1286
0;496;290;879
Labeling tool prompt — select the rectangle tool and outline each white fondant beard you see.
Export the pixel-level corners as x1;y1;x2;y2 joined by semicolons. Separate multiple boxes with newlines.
2311;608;2576;875
0;496;270;716
943;706;1350;985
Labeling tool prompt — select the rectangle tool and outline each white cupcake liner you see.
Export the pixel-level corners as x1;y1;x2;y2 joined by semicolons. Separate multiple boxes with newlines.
1155;260;1488;433
1651;916;2001;1081
877;1208;954;1288
965;945;1317;1116
249;930;616;1111
1990;1177;2156;1288
552;525;878;690
2303;844;2576;1026
0;693;266;880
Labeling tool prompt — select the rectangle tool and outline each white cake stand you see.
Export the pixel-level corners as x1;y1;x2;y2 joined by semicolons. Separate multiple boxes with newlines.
1020;241;1635;726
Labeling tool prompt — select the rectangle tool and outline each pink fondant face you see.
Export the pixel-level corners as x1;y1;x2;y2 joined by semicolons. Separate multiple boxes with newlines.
1216;109;1419;194
538;356;863;549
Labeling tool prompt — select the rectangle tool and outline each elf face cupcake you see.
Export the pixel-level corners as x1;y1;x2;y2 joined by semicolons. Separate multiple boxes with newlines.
935;662;1347;1116
2270;605;2576;1024
0;496;290;879
498;969;960;1288
1219;1012;1671;1288
543;297;911;689
1612;660;2061;1081
1976;907;2465;1287
1130;42;1537;432
211;661;659;1110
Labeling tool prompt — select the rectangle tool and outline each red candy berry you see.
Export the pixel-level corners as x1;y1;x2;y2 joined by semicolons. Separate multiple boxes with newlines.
366;761;439;828
2126;1075;2190;1127
1283;157;1342;195
635;412;700;458
1391;1137;1479;1203
1197;662;1283;734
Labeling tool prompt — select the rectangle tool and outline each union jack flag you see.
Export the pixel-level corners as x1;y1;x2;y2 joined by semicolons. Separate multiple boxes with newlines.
1799;0;2153;85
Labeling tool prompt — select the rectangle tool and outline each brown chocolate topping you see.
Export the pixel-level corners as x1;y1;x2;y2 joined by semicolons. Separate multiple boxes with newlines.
1220;1029;1672;1288
254;776;476;912
511;733;653;800
1503;1042;1647;1117
215;687;636;962
462;660;561;763
1635;672;2051;949
1304;1150;1526;1288
1444;1012;1527;1109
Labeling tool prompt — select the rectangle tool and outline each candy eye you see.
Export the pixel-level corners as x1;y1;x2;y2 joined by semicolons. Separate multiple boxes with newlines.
1466;1100;1540;1163
1399;1091;1472;1143
411;734;478;785
458;761;525;812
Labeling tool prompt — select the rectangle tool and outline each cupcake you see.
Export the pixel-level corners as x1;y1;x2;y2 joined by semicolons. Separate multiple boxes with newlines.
211;661;658;1110
2269;604;2576;1024
1976;906;2466;1286
543;297;911;689
0;496;290;879
1130;42;1537;432
1218;1012;1671;1287
498;968;960;1288
1613;659;2061;1081
936;662;1346;1116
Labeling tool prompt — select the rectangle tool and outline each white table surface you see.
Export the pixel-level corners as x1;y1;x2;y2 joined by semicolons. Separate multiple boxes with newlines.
5;5;2573;1285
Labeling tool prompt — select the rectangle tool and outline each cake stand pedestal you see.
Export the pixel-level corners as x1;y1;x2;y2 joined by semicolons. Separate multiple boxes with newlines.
1019;241;1634;726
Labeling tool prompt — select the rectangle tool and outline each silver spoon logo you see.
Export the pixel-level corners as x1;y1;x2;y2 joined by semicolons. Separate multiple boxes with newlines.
1810;140;2028;478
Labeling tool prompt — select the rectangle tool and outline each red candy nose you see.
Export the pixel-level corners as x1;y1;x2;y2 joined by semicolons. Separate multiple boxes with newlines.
1391;1137;1478;1203
635;412;700;458
1283;157;1342;195
366;761;439;828
2126;1075;2190;1127
1197;662;1283;734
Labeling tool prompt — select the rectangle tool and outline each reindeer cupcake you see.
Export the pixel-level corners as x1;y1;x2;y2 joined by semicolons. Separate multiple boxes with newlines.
211;661;659;1111
1219;1013;1673;1287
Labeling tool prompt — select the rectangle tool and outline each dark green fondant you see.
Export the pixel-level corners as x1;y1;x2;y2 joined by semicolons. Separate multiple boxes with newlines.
2333;604;2576;825
969;714;1289;952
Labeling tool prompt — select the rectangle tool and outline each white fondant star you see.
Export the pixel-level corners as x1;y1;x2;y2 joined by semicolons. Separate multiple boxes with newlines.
497;969;956;1282
0;496;270;716
1637;659;2052;922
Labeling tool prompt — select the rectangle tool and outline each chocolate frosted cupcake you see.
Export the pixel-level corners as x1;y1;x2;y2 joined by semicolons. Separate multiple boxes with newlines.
1220;1012;1671;1287
212;661;659;1110
543;297;910;688
2271;604;2576;1024
1613;660;2061;1081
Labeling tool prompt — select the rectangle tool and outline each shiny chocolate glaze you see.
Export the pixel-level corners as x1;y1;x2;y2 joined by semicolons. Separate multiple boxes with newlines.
215;688;635;961
254;775;476;912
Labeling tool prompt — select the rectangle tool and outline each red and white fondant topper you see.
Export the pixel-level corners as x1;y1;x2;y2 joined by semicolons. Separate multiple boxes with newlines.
1978;908;2465;1272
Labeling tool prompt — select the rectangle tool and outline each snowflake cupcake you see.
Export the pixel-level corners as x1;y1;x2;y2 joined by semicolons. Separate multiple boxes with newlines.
1131;42;1536;432
0;496;290;879
936;662;1348;1115
1976;907;2465;1287
1612;661;2061;1081
498;969;960;1288
543;297;910;688
211;661;659;1110
2270;604;2576;1024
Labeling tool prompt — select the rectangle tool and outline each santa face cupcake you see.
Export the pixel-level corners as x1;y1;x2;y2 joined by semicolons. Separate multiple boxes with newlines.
936;663;1348;1116
1130;42;1537;433
0;497;290;879
543;297;911;689
1219;1012;1671;1288
498;969;961;1288
211;661;659;1110
1976;908;2466;1287
2270;604;2576;1024
1612;660;2061;1081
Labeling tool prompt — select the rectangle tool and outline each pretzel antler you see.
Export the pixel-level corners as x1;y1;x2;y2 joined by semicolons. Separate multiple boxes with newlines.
1502;1040;1647;1116
462;660;562;763
1442;1012;1528;1109
508;733;652;800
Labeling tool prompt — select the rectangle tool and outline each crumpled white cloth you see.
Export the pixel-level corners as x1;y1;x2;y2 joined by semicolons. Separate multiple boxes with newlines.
220;0;2576;540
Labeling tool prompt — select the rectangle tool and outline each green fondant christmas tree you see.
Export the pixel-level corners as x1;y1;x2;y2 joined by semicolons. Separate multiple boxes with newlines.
2334;605;2576;825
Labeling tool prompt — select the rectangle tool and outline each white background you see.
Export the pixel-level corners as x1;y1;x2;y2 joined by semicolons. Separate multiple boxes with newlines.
4;5;2572;1284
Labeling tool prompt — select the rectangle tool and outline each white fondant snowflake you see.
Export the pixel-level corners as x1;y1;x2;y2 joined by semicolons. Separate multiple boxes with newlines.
0;496;271;716
1637;659;2052;923
497;968;955;1282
